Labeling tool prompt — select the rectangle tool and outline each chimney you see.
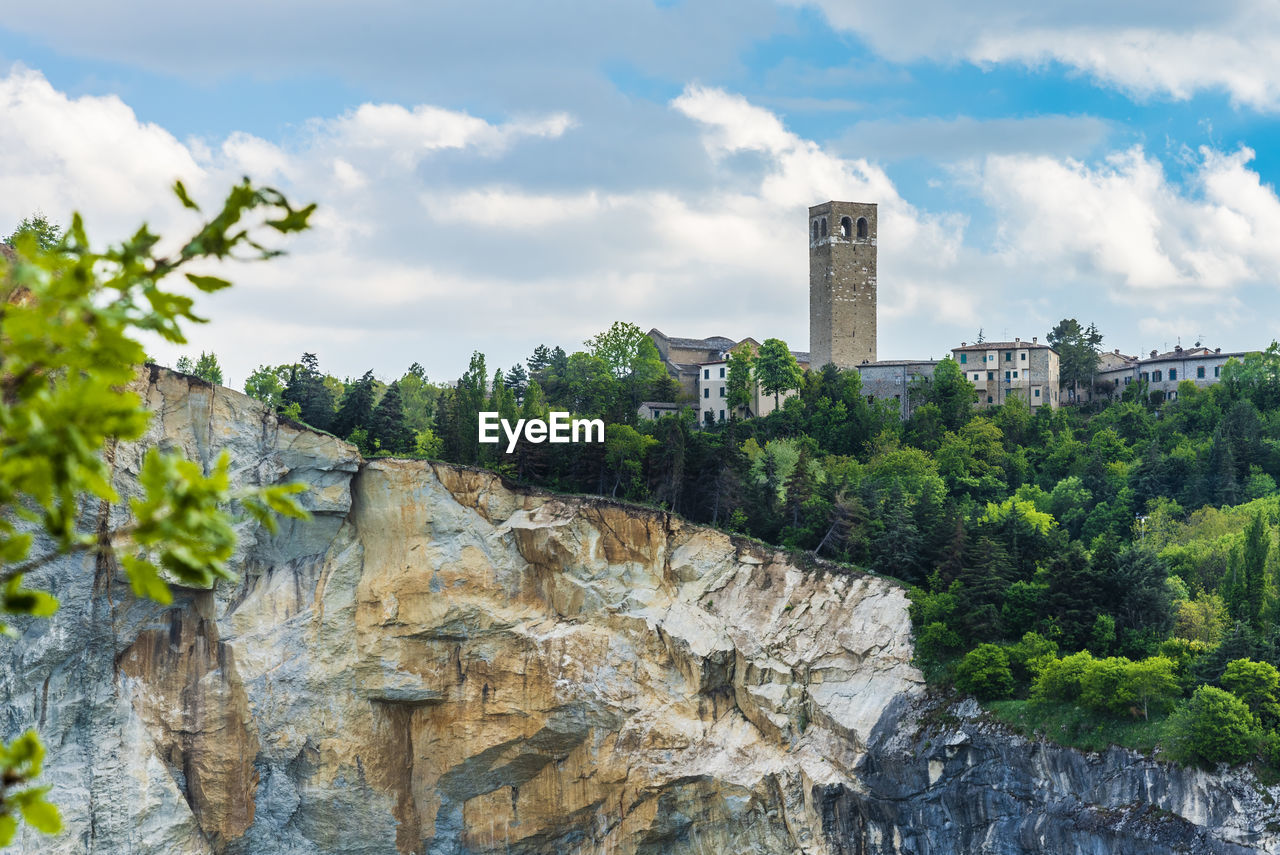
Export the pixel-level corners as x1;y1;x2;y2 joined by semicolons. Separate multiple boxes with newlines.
1113;348;1120;354
1215;348;1221;354
1015;336;1020;343
961;342;967;347
1175;345;1182;353
1150;350;1158;358
1032;336;1037;344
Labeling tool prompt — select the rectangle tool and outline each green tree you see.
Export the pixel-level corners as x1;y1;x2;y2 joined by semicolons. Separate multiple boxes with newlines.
1166;685;1259;766
1123;656;1180;720
726;345;756;414
955;643;1015;699
243;364;290;409
1241;511;1270;631
921;357;977;430
397;362;440;434
192;351;224;385
754;338;803;409
0;180;311;844
604;424;657;498
1221;659;1280;728
3;213;62;250
333;370;377;439
1047;318;1102;403
282;353;336;431
369;380;413;454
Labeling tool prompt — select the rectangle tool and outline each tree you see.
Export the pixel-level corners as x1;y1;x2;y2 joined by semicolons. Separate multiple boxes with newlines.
922;357;977;430
726;346;755;414
1166;685;1258;766
192;351;224;385
397;363;440;434
1221;659;1280;728
0;180;312;844
1123;656;1180;720
955;644;1014;699
333;370;377;439
369;380;413;454
1241;511;1270;631
244;364;290;409
755;338;803;409
282;353;336;431
1046;318;1102;403
3;213;62;250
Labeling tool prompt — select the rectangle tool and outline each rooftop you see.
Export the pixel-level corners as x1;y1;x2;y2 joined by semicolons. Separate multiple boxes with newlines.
952;340;1054;351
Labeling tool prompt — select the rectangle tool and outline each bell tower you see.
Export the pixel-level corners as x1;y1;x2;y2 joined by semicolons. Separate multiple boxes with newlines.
809;201;877;368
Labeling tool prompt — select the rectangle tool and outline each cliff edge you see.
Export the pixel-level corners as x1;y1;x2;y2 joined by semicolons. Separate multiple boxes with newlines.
1;368;1276;854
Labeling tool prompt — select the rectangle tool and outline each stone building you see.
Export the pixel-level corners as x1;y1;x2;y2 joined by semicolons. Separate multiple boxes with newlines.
647;329;738;398
809;201;877;369
952;338;1061;409
1133;346;1244;401
855;360;939;419
695;348;810;424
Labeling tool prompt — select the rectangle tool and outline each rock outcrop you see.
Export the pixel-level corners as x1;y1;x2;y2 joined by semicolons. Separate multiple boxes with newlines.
2;368;1278;854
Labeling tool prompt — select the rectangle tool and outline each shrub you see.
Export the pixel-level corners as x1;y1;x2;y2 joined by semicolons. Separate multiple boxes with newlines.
1221;659;1280;728
1032;651;1095;703
1165;686;1259;766
955;644;1014;700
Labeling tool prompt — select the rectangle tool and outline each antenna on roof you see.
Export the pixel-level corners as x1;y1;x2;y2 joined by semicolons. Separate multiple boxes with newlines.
1196;333;1204;348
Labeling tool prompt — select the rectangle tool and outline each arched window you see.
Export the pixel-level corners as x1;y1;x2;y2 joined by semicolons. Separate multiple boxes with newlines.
812;220;819;241
840;216;852;238
856;217;868;238
820;218;828;238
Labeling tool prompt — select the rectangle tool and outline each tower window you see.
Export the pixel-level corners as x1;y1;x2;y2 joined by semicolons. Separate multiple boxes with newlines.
820;218;828;238
856;217;868;238
812;220;819;241
840;216;852;238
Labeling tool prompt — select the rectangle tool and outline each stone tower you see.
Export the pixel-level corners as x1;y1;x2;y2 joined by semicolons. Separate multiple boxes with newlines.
809;201;877;368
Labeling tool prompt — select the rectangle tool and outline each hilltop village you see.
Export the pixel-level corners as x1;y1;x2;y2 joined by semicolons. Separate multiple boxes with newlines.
642;200;1250;425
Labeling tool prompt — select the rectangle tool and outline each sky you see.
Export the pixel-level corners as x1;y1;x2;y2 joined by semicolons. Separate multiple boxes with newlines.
3;1;1280;388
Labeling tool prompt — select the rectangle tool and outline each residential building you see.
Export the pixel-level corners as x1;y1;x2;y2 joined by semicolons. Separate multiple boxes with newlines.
951;338;1060;409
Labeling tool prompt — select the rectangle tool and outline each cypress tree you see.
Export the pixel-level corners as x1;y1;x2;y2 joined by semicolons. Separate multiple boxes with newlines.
333;370;376;438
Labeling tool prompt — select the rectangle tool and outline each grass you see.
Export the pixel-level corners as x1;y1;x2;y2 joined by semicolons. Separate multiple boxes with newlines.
986;699;1172;755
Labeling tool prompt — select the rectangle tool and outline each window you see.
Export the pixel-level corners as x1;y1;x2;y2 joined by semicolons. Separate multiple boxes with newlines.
1020;352;1026;361
720;410;725;421
1153;370;1162;382
719;387;726;397
1170;391;1177;400
856;217;868;238
1215;366;1221;377
820;218;828;238
1169;369;1177;381
960;353;967;363
812;221;819;241
987;396;993;403
987;372;994;380
1124;377;1132;385
1013;371;1018;378
1005;352;1012;361
973;373;980;381
840;216;852;238
1197;366;1205;378
1035;388;1041;398
703;388;709;398
703;368;709;379
719;367;725;378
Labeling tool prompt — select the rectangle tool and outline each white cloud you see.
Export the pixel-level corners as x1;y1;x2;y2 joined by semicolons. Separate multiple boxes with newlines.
792;0;1280;110
4;63;1277;392
977;145;1280;297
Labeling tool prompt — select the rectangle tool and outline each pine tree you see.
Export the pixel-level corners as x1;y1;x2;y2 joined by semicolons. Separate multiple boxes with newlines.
282;353;335;432
527;344;552;378
369;380;412;454
332;370;376;439
504;364;529;401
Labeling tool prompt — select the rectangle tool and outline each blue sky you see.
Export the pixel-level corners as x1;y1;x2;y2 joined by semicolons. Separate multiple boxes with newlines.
3;0;1280;386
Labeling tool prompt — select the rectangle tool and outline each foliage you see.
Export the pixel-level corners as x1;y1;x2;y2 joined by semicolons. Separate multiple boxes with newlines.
0;182;312;844
754;338;803;408
1165;685;1259;766
955;643;1015;699
1047;318;1103;400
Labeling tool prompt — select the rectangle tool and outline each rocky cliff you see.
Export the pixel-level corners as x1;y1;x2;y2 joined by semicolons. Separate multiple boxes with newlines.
2;368;1277;854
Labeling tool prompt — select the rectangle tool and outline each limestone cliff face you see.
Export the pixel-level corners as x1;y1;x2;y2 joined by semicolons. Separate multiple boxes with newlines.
2;369;1278;854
